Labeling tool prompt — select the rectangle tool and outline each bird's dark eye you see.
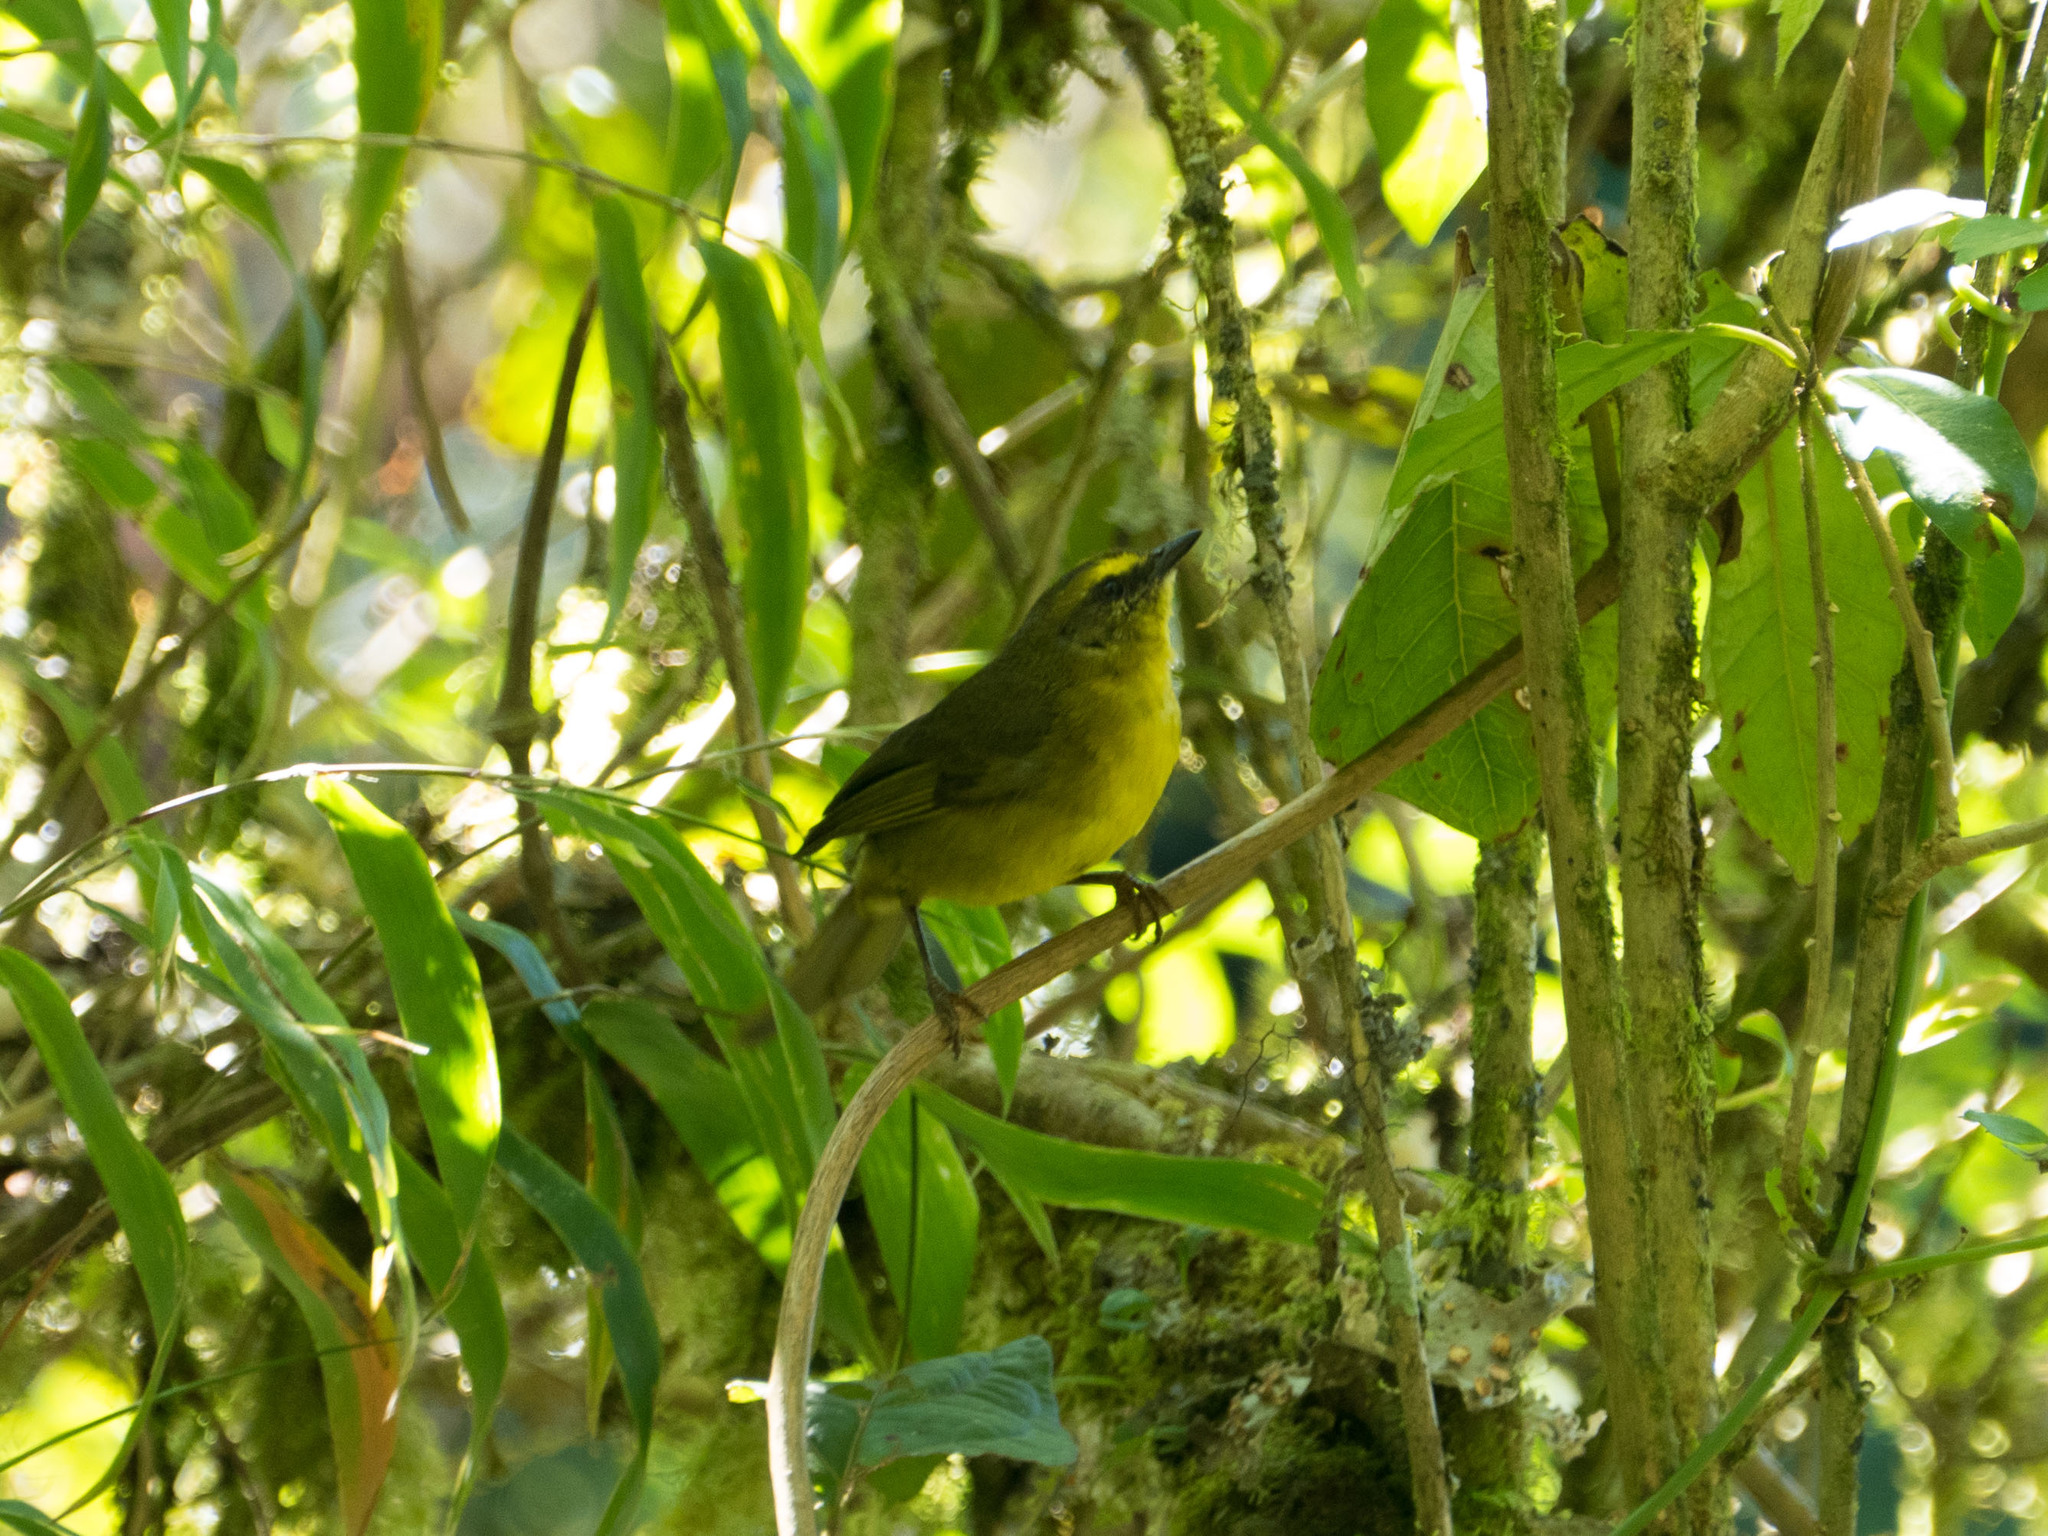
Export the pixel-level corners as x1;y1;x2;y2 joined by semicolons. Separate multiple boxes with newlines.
1093;574;1125;603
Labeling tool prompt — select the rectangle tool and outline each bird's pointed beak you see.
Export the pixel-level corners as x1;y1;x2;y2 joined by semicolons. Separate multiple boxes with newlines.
1141;530;1201;587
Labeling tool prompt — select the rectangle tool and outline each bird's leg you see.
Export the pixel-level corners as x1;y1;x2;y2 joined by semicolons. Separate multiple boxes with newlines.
1071;870;1173;944
903;900;983;1055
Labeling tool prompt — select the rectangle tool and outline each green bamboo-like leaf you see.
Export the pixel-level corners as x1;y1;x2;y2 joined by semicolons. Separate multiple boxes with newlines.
144;0;189;113
1774;0;1825;78
914;1083;1325;1244
737;0;845;298
1828;368;2038;542
533;791;833;1198
344;0;441;278
581;996;878;1359
308;776;500;1239
0;949;186;1335
923;902;1024;1110
1363;0;1485;246
7;0;159;131
497;1129;660;1536
593;197;658;634
1706;427;1905;882
60;62;110;253
0;1499;85;1536
1961;1109;2048;1162
214;1165;400;1536
697;240;811;727
782;0;897;234
1222;81;1365;321
846;1065;979;1362
13;665;149;824
393;1146;507;1525
663;0;752;213
0;106;72;156
185;874;397;1253
60;436;157;507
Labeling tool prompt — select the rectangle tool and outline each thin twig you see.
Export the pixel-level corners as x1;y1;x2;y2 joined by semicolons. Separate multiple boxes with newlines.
1810;395;1960;838
762;549;1622;1536
862;229;1028;595
1782;397;1840;1241
387;242;471;534
491;280;599;987
653;344;814;943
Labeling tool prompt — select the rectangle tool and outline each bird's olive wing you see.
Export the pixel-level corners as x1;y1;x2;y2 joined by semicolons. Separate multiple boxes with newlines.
797;756;942;853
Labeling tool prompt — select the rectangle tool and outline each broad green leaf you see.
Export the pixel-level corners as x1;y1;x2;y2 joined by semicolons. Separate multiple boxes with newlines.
663;0;752;212
846;1065;979;1362
0;949;187;1336
1774;0;1825;77
1945;215;2047;263
1962;1109;2048;1163
308;776;500;1238
1364;0;1485;246
1706;428;1905;881
2019;266;2048;311
6;0;159;131
737;0;845;299
1829;368;2038;542
214;1165;400;1536
1223;81;1365;321
1963;513;2024;654
344;0;441;278
593;197;658;633
497;1130;660;1536
807;1337;1077;1489
1387;331;1698;510
582;995;878;1359
394;1148;507;1525
1559;215;1629;342
1828;188;1982;251
1377;281;1491;537
60;62;110;253
1898;4;1966;154
699;241;811;726
1312;455;1618;839
914;1083;1324;1244
923;902;1023;1110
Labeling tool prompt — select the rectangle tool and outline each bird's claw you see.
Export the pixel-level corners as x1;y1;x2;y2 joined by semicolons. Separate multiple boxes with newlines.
1103;872;1172;944
928;984;987;1057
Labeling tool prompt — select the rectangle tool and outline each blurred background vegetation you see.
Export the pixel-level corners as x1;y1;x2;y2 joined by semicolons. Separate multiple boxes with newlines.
0;0;2045;1530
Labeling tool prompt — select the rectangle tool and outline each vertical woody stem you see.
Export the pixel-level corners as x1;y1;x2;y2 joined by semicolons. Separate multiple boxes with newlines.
1474;0;1673;1510
1168;31;1452;1535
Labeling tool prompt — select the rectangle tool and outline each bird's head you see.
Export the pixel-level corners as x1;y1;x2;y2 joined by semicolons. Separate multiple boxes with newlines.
1025;530;1201;657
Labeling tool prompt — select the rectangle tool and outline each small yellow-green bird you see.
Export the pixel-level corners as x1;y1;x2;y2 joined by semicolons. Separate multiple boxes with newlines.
787;530;1199;1034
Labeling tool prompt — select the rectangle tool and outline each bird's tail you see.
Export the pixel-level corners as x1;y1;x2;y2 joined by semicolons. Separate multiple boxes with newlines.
782;888;909;1015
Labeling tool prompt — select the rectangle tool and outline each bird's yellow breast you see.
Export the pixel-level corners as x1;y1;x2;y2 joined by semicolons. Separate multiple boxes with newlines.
858;632;1180;909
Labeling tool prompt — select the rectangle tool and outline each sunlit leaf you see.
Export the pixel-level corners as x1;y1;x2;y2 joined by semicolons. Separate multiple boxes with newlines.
1829;367;2038;541
308;776;500;1239
698;241;811;727
60;62;110;253
783;0;898;232
1828;188;1983;251
1223;82;1365;320
1364;0;1485;246
1774;0;1825;78
496;1129;660;1536
1898;4;1966;154
737;0;845;298
1962;1109;2048;1164
144;0;189;115
914;1084;1324;1244
7;0;159;131
344;0;441;277
663;0;752;211
1944;215;2047;263
214;1165;400;1536
1707;426;1905;881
